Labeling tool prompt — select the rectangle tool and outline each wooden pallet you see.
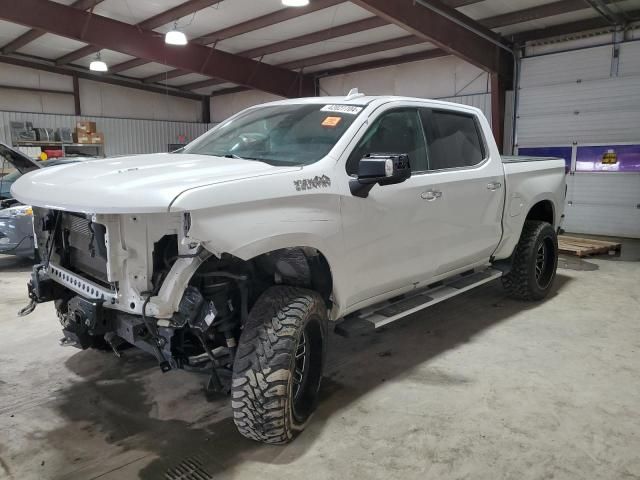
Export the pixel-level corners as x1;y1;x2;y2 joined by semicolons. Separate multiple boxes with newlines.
558;235;622;257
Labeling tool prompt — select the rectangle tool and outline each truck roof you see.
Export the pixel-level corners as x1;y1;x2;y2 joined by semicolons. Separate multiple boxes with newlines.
259;94;483;115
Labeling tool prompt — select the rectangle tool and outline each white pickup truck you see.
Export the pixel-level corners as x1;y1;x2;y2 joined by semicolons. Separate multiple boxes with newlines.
12;93;566;444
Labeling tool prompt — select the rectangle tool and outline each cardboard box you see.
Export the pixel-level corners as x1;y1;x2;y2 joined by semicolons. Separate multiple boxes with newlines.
73;131;92;144
76;121;96;134
90;132;104;144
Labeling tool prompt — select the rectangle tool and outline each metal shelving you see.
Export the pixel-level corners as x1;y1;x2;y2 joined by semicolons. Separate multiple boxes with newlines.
13;141;105;158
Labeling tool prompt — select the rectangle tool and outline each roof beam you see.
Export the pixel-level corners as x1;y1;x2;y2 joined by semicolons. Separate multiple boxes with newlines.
145;69;192;84
210;86;250;97
280;36;425;70
136;0;223;30
583;0;627;26
194;0;345;45
0;54;204;100
479;0;615;29
109;0;346;74
56;0;225;65
107;58;150;74
180;36;428;91
350;0;512;77
310;2;611;69
0;84;73;95
143;16;388;83
416;0;505;43
481;0;591;28
511;8;640;43
239;16;389;59
110;0;483;75
320;49;449;77
181;78;232;91
184;0;605;92
56;45;101;66
163;0;598;88
0;0;315;97
446;0;485;6
0;0;103;54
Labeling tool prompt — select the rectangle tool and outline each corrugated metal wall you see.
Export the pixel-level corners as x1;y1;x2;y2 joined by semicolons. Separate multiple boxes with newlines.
517;41;640;238
0;111;212;156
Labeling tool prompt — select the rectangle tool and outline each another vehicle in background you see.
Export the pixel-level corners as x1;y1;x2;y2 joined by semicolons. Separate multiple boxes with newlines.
0;144;89;259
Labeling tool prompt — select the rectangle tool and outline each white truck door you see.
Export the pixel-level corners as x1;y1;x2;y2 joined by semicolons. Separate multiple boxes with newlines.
340;107;442;307
418;108;504;275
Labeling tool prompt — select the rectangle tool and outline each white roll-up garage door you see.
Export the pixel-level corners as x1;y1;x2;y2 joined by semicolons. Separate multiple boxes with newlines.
516;42;640;238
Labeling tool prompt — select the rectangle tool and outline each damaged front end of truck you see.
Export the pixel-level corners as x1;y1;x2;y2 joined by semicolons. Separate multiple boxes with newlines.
22;208;262;392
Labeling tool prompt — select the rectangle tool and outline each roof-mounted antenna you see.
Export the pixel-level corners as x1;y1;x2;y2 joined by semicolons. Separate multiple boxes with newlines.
345;88;365;101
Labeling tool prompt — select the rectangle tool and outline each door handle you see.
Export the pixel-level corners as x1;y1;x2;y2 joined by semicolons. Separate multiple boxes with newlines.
421;190;442;201
487;182;502;191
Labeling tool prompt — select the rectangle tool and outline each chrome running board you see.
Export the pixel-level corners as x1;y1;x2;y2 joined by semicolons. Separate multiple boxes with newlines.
336;267;502;335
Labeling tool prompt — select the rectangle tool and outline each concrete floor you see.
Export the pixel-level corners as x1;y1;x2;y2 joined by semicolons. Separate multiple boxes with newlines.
0;238;639;480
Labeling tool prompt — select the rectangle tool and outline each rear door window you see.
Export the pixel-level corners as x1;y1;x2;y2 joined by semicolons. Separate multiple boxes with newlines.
420;109;485;170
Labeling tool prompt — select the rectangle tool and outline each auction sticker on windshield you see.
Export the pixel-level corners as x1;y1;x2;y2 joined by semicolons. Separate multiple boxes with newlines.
321;116;342;128
320;105;363;115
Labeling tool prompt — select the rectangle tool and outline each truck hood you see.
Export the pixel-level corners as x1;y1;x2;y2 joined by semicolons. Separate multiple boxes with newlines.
10;153;300;213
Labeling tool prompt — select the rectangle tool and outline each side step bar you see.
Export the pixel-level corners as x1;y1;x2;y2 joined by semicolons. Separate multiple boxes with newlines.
336;267;502;335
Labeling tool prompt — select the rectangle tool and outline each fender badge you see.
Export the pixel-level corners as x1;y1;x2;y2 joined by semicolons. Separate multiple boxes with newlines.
294;175;331;191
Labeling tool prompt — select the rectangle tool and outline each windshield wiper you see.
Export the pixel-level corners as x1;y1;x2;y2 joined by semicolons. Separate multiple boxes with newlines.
223;153;267;162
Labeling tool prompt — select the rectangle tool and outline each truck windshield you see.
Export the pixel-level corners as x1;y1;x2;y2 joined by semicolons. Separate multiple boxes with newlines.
182;103;364;166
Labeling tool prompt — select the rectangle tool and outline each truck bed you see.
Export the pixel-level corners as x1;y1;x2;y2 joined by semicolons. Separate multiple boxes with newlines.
491;155;566;261
502;155;563;163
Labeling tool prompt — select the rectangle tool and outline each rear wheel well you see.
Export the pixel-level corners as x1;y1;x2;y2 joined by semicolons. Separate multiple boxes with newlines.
526;200;554;226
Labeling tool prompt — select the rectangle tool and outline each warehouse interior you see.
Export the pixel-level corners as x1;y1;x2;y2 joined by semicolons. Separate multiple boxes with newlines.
0;0;639;478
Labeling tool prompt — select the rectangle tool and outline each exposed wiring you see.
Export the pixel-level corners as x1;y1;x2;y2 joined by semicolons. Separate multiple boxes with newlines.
195;271;249;324
178;10;198;29
45;211;61;268
141;291;171;372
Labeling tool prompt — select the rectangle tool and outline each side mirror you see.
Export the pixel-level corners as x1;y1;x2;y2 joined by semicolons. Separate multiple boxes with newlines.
349;153;411;198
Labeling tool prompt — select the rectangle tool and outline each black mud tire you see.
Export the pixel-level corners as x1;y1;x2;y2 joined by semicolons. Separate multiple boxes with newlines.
502;220;558;301
231;286;327;444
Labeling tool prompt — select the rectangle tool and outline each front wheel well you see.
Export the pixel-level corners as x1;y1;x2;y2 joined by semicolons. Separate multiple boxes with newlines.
188;246;334;309
525;200;554;226
251;247;334;307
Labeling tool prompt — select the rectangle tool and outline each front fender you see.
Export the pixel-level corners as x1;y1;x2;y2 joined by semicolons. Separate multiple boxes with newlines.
176;180;346;314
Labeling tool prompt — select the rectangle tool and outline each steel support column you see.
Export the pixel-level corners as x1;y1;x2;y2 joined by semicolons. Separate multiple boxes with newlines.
491;73;507;153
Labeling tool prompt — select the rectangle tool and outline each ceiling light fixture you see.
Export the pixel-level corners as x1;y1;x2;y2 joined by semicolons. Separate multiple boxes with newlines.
165;23;188;45
89;52;108;72
282;0;309;6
